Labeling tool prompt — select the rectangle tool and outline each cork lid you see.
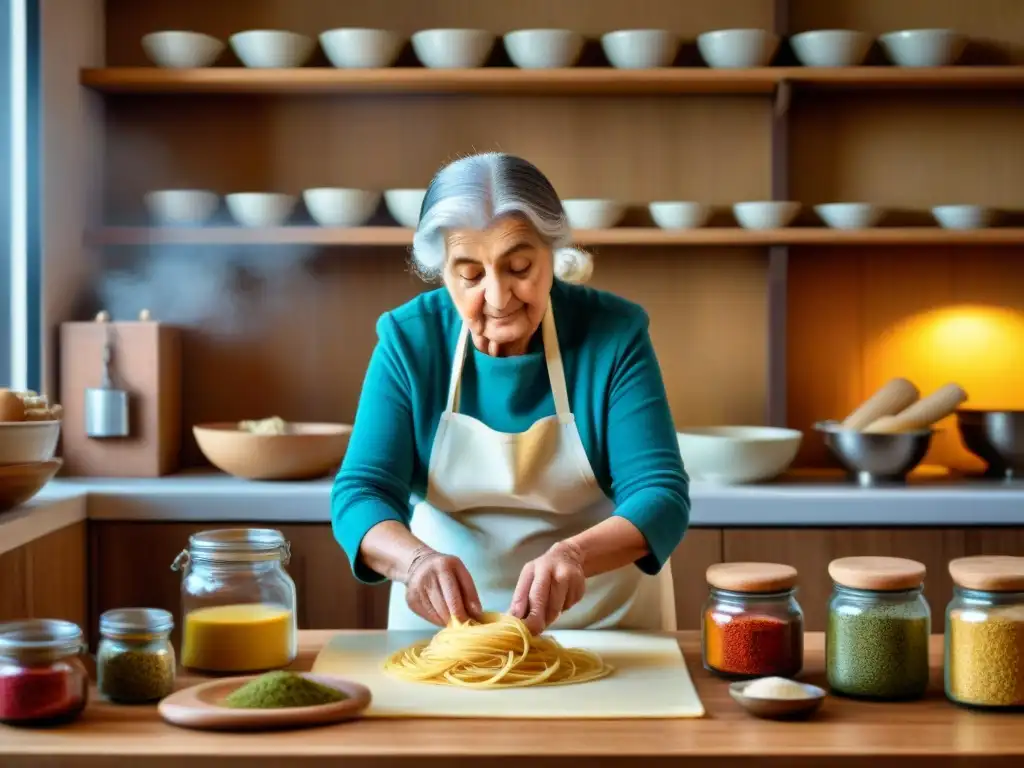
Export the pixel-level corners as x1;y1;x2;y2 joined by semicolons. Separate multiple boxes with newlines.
949;556;1024;592
828;556;926;591
706;562;798;593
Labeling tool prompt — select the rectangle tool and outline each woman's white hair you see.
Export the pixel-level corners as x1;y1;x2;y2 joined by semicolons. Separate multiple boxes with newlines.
411;152;594;285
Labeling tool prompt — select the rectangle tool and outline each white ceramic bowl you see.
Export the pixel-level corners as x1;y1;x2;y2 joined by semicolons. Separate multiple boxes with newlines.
815;203;884;230
0;421;61;465
230;30;315;68
319;28;403;68
562;199;626;230
676;426;803;485
733;201;801;230
932;205;996;230
142;31;225;68
225;193;298;227
697;29;779;69
144;190;220;226
879;29;967;67
601;30;679;69
411;29;496;69
503;29;584;69
790;30;872;67
384;189;427;228
303;188;381;227
649;202;711;230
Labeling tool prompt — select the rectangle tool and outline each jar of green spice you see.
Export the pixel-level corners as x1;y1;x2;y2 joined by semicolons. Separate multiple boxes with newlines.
97;608;176;704
826;556;931;701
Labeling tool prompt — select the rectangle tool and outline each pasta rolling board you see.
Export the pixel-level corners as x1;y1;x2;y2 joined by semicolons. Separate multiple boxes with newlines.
311;630;704;719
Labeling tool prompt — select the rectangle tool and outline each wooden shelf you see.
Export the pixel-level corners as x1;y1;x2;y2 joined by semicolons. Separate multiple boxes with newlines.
87;226;1024;248
79;66;1024;96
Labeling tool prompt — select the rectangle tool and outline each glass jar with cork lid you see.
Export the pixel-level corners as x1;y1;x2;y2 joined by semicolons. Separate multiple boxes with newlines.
945;555;1024;709
701;562;804;679
171;528;297;674
826;556;931;700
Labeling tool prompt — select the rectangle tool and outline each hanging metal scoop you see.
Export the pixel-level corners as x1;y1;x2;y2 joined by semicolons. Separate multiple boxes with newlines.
84;323;130;438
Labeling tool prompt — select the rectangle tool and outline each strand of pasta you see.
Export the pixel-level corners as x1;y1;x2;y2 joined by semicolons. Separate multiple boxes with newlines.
382;612;614;688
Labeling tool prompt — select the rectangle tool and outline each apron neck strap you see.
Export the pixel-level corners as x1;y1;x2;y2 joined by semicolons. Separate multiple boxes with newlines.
446;302;572;421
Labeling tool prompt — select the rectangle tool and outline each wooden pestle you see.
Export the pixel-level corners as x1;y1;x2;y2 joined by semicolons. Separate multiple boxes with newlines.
862;383;968;434
841;378;921;430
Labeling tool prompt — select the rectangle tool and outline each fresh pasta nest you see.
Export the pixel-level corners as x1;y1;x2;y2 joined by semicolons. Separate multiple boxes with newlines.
382;612;613;688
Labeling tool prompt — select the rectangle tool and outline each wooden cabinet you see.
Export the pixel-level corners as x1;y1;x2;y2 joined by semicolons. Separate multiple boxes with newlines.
0;522;88;628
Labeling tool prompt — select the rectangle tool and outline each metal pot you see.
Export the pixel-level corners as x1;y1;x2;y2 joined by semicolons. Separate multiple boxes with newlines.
956;409;1024;480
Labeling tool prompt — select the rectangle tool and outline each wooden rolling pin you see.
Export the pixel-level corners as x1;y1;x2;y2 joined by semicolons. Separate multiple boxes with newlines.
862;383;968;434
841;378;921;430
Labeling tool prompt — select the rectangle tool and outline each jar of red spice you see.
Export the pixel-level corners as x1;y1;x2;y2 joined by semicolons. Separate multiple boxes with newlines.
0;619;89;726
702;562;804;679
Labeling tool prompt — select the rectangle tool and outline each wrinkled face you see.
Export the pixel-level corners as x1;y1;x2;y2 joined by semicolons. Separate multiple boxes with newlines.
444;216;554;356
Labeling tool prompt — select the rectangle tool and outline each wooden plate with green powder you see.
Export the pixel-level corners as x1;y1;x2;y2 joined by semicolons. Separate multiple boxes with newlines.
158;671;372;731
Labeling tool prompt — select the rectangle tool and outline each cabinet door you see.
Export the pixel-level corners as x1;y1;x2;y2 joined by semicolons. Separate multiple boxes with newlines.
0;523;86;627
671;529;722;630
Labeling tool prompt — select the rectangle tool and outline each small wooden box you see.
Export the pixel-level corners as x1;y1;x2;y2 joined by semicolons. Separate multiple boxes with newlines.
59;321;182;477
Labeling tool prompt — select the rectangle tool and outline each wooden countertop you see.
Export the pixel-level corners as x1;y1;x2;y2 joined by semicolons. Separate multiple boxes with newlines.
2;631;1022;767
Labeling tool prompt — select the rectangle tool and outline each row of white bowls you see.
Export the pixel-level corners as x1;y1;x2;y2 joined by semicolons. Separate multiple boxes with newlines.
143;28;968;71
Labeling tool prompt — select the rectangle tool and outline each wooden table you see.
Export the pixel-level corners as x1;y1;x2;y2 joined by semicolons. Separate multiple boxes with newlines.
1;631;1022;767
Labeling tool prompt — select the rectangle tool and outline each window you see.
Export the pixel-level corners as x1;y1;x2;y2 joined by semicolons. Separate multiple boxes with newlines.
1;0;40;392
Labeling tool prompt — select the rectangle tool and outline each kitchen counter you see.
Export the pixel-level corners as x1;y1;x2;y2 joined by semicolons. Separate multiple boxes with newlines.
1;631;1020;767
29;469;1024;526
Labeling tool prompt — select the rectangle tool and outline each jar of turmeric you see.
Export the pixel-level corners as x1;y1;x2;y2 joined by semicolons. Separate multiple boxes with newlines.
172;528;297;674
945;556;1024;709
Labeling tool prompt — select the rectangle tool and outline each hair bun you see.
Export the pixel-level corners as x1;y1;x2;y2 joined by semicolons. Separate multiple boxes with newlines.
554;247;594;285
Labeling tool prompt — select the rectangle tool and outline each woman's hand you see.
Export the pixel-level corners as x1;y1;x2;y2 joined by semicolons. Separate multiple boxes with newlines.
402;546;482;627
509;541;586;635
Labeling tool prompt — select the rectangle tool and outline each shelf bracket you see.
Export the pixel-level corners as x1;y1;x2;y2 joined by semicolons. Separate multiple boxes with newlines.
774;79;792;119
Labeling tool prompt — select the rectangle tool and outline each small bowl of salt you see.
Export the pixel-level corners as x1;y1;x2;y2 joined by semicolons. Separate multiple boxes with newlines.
729;676;826;720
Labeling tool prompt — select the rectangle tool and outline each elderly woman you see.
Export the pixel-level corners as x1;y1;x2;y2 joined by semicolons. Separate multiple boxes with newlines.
331;152;689;635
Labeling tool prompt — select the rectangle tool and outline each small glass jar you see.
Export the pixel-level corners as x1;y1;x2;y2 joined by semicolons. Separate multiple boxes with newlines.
945;555;1024;710
172;528;297;674
826;556;931;701
97;608;176;704
0;619;89;726
701;562;804;679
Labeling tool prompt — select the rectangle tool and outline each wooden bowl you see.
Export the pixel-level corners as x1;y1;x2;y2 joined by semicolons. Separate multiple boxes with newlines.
193;423;352;481
729;680;826;720
0;459;62;513
158;673;371;732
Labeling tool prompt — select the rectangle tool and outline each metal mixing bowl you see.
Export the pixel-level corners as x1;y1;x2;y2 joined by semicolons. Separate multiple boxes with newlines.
956;409;1024;480
814;420;934;487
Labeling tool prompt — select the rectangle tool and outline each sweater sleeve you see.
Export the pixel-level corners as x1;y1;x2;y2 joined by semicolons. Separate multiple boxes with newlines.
606;313;691;574
331;313;417;584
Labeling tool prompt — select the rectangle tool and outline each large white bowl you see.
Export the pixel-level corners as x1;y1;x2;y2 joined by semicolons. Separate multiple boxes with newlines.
411;29;495;69
649;202;711;230
384;189;427;228
733;201;801;230
790;30;872;67
932;205;996;230
142;31;225;68
697;29;779;69
601;30;679;69
225;193;298;227
676;426;803;485
814;203;884;230
879;29;967;67
303;188;381;227
0;421;61;465
144;190;220;226
230;30;315;68
504;29;584;69
562;199;625;229
319;28;403;68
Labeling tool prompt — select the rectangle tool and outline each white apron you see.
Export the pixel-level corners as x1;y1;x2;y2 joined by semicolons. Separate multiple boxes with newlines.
388;303;676;632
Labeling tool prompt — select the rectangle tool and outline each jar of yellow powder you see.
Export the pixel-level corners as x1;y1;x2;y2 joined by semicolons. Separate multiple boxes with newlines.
171;528;297;674
945;555;1024;709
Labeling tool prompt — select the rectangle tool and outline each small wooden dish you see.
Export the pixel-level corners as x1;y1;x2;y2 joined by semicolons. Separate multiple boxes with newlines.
158;673;372;731
729;680;826;720
0;459;62;513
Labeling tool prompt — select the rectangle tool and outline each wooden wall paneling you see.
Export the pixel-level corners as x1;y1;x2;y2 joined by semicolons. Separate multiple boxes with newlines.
722;529;966;631
670;529;722;630
25;522;88;628
963;529;1024;557
0;547;29;622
